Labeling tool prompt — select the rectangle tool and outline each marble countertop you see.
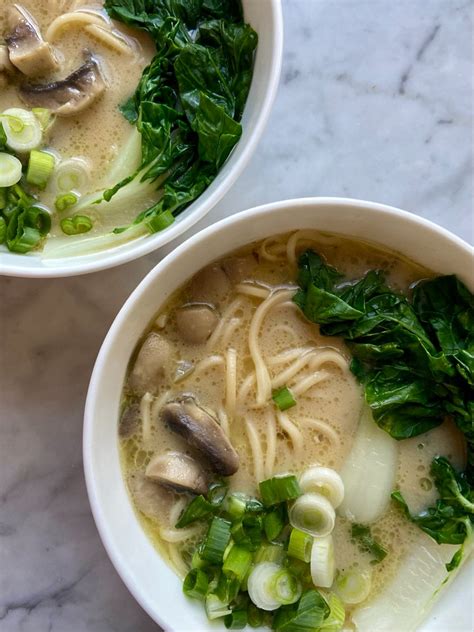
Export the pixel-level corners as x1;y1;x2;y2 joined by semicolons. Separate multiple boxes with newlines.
1;1;472;630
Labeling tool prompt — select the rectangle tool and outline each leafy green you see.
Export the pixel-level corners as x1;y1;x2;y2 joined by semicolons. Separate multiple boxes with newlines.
293;250;473;470
293;249;474;561
97;0;256;237
351;523;387;564
272;589;330;632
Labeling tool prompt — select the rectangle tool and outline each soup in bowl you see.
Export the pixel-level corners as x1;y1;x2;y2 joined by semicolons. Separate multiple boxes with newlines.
0;0;282;276
84;198;473;631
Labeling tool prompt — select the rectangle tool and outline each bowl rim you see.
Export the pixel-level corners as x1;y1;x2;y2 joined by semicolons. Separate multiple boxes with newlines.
83;195;473;631
0;0;284;279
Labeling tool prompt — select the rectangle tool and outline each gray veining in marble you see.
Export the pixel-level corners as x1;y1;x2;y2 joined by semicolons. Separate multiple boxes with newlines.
1;1;473;630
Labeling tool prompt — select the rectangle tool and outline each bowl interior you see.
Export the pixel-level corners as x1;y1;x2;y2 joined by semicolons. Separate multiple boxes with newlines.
84;198;473;632
0;0;283;278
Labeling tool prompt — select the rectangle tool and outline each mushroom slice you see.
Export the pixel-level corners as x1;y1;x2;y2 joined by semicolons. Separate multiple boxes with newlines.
18;54;106;116
119;402;140;438
128;332;172;395
176;303;219;345
161;396;240;476
0;45;15;87
189;264;231;305
6;4;59;77
145;451;208;495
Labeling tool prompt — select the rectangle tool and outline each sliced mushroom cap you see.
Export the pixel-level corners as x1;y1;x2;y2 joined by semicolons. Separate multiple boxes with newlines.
129;332;172;396
18;54;106;116
176;303;219;345
128;472;171;519
0;45;15;88
119;402;140;438
189;264;231;305
6;4;59;77
161;395;239;476
145;451;208;495
222;256;256;284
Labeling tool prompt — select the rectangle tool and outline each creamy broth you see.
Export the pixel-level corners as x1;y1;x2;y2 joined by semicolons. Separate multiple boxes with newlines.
0;0;155;241
118;230;467;624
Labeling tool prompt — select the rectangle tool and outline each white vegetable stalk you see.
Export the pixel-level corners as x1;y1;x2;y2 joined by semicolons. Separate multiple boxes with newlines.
352;533;474;632
2;108;42;152
311;534;336;588
299;466;345;508
0;152;23;187
338;405;398;523
290;493;336;537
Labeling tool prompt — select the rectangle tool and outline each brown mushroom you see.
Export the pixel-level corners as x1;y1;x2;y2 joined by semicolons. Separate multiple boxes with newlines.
6;4;59;77
118;402;140;438
127;472;170;519
222;256;256;284
18;53;106;116
161;395;239;476
189;264;231;305
128;332;172;395
176;303;219;344
145;451;208;495
0;44;15;88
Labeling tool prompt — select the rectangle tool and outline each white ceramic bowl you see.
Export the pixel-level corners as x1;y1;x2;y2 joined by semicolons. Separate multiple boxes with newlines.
84;198;474;631
0;0;283;278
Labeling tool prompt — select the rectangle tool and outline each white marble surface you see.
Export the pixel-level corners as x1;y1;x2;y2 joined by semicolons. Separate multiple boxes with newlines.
1;1;473;630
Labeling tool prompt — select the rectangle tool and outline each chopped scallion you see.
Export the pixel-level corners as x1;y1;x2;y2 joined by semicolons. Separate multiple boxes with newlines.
264;505;286;541
0;152;23;188
60;215;93;235
272;386;297;411
26;150;55;189
201;517;232;564
255;543;286;565
231;514;263;551
222;545;253;582
183;568;208;600
55;192;78;213
288;528;313;563
224;608;247;629
145;209;175;233
226;493;248;520
205;593;232;620
270;569;302;605
259;475;302;507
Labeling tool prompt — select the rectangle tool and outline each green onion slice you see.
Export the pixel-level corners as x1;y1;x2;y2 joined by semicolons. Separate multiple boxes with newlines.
60;215;93;235
255;543;286;565
289;493;336;537
270;569;302;605
272;386;297;411
176;495;214;528
288;528;313;563
145;209;175;233
259;475;302;507
224;608;247;629
264;504;287;541
205;593;232;620
222;545;253;582
0;216;6;244
1;108;42;152
183;568;208;600
0;152;22;188
201;517;232;564
55;192;78;213
26;150;55;190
